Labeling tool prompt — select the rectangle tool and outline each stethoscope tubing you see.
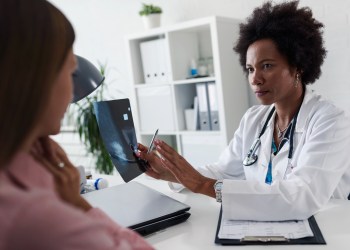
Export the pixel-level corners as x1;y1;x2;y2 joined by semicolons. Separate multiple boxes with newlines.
243;106;299;167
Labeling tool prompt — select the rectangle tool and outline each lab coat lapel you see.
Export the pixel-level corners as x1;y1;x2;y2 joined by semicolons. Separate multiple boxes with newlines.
272;141;289;180
273;87;315;180
258;124;273;168
254;116;274;182
243;106;276;182
295;87;318;132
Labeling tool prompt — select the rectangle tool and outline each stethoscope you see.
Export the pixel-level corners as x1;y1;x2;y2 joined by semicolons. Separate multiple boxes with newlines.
243;106;299;167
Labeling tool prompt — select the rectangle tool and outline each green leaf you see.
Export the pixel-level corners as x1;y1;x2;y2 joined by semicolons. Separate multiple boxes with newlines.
139;3;162;16
70;63;114;174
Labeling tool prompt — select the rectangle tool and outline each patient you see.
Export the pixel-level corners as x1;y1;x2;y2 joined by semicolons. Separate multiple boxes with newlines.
0;0;153;249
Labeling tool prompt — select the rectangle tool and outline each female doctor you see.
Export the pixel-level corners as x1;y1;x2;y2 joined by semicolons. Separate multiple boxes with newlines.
137;0;350;221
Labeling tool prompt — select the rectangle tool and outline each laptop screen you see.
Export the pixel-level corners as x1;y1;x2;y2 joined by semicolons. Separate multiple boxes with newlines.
93;99;148;182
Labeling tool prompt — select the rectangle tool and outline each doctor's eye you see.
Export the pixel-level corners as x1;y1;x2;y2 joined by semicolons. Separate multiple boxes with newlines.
246;67;254;74
262;63;273;70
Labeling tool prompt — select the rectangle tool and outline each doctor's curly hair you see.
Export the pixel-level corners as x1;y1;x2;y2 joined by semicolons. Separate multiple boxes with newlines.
234;0;326;85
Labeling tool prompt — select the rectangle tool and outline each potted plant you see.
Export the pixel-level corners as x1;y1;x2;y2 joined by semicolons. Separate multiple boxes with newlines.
139;3;162;29
74;64;114;174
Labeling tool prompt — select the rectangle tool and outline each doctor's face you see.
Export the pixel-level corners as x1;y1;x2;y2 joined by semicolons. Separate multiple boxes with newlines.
246;39;298;106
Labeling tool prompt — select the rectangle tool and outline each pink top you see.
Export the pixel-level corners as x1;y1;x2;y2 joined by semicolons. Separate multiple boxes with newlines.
0;152;153;250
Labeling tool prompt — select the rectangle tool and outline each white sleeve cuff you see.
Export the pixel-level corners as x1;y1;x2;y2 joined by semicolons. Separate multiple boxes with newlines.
168;182;185;192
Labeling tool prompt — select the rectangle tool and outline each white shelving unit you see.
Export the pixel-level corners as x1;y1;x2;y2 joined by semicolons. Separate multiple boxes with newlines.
125;16;249;167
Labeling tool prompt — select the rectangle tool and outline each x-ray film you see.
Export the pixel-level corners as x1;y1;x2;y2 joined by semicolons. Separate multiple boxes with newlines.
93;99;148;182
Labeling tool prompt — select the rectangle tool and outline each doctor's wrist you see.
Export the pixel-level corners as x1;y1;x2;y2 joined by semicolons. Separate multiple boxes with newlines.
194;177;216;198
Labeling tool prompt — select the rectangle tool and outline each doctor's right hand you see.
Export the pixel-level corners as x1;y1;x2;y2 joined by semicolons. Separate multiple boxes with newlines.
137;143;179;183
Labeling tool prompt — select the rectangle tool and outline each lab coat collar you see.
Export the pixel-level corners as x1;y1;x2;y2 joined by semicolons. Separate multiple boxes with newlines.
259;106;275;129
295;87;319;132
259;87;318;133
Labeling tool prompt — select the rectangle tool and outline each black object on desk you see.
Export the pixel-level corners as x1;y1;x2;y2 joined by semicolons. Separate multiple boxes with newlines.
93;98;149;182
215;208;326;245
82;181;191;236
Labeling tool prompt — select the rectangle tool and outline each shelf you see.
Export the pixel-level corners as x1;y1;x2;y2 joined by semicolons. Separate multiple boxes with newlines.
134;77;216;86
125;29;166;41
178;130;221;136
140;131;177;135
139;133;178;151
173;76;216;85
126;16;249;165
134;83;171;88
168;24;214;81
140;130;220;136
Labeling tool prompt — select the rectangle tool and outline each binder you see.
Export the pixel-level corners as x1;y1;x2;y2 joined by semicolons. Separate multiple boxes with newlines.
196;83;211;130
156;38;169;83
215;208;326;245
193;96;199;130
207;81;220;130
140;40;156;83
140;38;169;84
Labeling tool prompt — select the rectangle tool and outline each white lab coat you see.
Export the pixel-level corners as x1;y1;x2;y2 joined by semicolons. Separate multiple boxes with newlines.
197;88;350;221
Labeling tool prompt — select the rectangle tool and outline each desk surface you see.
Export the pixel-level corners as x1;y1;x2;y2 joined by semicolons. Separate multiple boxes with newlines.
95;173;350;250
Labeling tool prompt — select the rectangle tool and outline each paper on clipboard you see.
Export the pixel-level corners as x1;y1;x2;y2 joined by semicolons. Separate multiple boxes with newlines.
218;218;314;240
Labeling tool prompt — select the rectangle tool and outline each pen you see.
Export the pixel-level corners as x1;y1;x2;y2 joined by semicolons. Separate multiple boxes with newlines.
147;129;159;154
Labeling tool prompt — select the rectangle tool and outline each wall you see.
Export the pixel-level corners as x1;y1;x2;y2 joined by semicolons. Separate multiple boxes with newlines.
49;0;350;170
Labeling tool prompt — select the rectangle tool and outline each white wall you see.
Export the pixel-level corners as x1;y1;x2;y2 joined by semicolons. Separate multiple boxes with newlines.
50;0;350;112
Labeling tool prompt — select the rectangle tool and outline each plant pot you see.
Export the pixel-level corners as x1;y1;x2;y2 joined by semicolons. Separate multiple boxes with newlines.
142;13;161;29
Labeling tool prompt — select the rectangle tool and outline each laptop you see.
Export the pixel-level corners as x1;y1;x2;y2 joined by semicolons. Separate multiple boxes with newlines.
93;98;149;182
82;181;191;236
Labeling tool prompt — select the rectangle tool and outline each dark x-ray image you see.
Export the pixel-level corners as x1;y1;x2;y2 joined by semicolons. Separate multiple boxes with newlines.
93;99;148;182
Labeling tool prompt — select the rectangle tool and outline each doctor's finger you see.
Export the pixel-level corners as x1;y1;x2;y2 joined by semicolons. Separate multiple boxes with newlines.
159;157;186;182
136;149;153;162
137;143;149;153
154;140;178;154
155;144;182;164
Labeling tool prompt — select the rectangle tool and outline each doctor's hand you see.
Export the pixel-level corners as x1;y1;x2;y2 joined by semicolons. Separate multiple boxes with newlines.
30;137;92;212
147;140;216;197
137;143;178;183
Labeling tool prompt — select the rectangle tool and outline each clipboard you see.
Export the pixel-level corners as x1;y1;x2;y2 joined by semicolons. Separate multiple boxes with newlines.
215;208;326;245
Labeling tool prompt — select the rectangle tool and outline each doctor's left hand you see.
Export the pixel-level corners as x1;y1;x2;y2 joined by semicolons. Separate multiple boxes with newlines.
137;142;178;183
153;140;216;197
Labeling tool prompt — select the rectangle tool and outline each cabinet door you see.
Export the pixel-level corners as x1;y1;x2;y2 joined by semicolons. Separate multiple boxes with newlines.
180;134;223;167
136;86;175;132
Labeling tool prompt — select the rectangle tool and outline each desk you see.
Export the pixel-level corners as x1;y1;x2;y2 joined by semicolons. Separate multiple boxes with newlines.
96;174;350;249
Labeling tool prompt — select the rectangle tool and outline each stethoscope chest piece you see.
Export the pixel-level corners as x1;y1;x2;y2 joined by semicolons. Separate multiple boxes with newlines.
243;138;261;166
243;153;258;166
